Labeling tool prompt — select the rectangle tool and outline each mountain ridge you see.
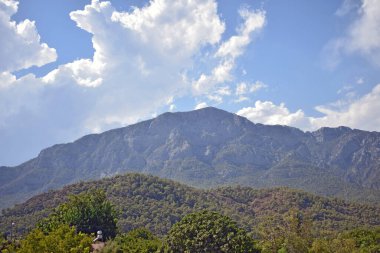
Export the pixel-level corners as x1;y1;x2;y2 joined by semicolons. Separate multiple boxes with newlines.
1;107;380;209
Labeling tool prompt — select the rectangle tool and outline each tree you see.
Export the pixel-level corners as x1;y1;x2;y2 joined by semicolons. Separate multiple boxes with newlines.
257;209;313;253
309;228;380;253
164;210;258;253
17;224;92;253
39;190;118;239
101;228;162;253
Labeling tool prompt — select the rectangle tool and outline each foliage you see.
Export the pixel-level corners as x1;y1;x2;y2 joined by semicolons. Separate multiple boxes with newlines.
0;239;17;253
309;228;380;253
1;173;379;241
164;210;258;253
256;209;313;253
38;189;118;239
100;228;162;253
16;224;92;253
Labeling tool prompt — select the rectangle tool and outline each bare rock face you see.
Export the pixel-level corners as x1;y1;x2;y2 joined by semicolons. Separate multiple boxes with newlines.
1;107;380;209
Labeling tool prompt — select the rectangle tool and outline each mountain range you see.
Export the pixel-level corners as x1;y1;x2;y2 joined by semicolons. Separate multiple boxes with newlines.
1;107;380;209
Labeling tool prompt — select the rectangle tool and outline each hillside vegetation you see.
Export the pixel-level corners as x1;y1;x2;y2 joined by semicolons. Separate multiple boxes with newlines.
1;173;379;239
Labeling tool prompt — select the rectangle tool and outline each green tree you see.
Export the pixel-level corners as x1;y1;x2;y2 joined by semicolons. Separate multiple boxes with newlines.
101;228;162;253
164;210;258;253
347;228;380;252
257;210;313;253
309;228;380;253
39;190;118;239
16;224;92;253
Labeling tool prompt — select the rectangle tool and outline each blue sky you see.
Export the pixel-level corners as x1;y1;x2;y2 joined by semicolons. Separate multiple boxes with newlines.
0;0;379;166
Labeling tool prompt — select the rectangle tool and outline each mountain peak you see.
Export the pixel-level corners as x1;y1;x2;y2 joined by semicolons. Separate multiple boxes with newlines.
1;107;380;210
312;126;353;142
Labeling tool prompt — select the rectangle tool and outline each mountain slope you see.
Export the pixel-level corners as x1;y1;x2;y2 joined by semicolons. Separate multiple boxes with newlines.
1;173;379;238
1;107;380;209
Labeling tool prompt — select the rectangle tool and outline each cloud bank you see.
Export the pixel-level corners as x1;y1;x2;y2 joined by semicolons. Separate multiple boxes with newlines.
237;84;380;132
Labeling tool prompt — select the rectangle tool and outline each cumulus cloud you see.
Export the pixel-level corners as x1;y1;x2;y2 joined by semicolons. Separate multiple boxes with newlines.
111;0;224;60
75;0;225;131
13;0;226;133
192;60;233;95
326;0;380;68
237;101;309;128
0;0;268;165
0;0;231;164
192;8;266;98
237;84;380;132
215;8;265;58
311;84;380;131
0;0;56;72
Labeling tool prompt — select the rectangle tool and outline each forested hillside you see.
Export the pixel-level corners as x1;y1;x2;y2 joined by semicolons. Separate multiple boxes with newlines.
1;173;378;239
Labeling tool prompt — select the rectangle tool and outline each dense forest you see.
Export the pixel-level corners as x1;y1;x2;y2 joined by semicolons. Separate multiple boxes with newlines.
1;173;379;252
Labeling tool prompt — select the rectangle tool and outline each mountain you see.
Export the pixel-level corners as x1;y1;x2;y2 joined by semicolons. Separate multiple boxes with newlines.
1;173;379;237
1;107;380;209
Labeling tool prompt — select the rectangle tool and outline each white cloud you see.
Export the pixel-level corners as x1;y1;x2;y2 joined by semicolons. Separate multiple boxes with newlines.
169;104;176;112
0;0;232;165
311;84;380;131
250;80;267;92
237;101;309;128
192;60;233;95
207;94;223;104
216;86;231;96
234;81;267;103
0;0;269;165
234;96;249;103
42;59;104;87
235;80;266;95
0;73;45;127
36;0;226;133
237;84;380;132
111;0;225;60
195;102;208;110
166;96;174;105
327;0;380;67
347;0;380;65
0;0;56;72
0;71;16;89
215;8;265;58
192;8;266;99
235;82;247;95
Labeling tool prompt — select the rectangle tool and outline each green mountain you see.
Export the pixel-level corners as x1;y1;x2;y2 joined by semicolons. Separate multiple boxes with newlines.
1;107;380;209
1;173;379;238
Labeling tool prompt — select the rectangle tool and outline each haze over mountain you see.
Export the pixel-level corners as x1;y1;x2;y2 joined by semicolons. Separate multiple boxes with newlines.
1;107;380;209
